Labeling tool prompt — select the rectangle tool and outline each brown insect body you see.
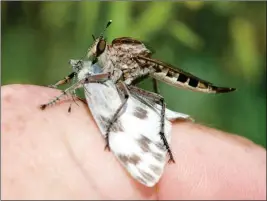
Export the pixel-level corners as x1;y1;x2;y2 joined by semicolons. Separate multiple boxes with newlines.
88;36;235;93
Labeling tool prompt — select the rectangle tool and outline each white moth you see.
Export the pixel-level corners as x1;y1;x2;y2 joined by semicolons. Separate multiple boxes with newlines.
69;59;193;187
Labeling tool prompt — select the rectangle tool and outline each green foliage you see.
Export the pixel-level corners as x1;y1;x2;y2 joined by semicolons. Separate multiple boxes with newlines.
1;1;266;147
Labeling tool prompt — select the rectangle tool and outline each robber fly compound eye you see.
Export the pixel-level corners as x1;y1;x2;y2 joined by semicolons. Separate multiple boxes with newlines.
96;39;106;57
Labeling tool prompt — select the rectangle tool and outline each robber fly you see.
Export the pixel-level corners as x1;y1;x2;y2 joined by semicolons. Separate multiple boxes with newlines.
40;59;193;187
87;21;236;94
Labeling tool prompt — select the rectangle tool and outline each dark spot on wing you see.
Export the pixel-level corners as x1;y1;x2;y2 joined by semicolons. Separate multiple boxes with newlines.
149;164;162;175
188;78;199;88
139;170;155;182
152;152;165;162
135;176;148;185
133;106;148;119
99;116;110;130
177;73;188;83
118;154;141;165
110;119;124;132
99;116;124;132
137;137;151;152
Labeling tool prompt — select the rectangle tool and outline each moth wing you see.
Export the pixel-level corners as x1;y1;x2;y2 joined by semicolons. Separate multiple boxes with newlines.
84;80;170;186
84;80;121;135
108;96;172;187
129;90;194;122
82;66;191;187
165;107;194;122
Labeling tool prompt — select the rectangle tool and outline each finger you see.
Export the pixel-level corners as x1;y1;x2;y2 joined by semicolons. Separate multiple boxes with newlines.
3;84;265;200
1;84;156;200
158;122;266;200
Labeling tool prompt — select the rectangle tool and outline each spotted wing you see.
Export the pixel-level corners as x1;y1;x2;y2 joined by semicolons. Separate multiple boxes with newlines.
84;79;192;187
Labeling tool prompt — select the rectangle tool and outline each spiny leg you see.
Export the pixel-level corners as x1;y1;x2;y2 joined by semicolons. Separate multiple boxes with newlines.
68;95;89;113
41;72;111;110
127;85;175;163
104;81;130;151
40;82;82;110
68;89;81;113
45;71;78;112
48;72;76;88
67;70;93;112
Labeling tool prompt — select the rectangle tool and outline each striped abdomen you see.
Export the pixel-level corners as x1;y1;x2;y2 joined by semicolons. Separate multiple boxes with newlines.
137;56;236;94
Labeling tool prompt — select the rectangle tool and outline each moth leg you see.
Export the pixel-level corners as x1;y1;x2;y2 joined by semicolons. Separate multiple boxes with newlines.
48;72;76;88
104;81;130;151
127;85;175;163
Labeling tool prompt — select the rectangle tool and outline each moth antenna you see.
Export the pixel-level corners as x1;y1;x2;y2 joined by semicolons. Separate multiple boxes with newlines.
99;20;112;39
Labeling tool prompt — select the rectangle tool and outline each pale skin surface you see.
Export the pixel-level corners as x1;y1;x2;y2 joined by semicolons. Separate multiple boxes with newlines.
1;84;266;200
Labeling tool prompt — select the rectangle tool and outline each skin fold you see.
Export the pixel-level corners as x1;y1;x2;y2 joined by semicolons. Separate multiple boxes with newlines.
1;84;266;200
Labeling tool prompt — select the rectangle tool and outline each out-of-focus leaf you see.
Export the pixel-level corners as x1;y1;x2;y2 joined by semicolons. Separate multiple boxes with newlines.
169;21;204;50
75;1;100;46
230;17;261;83
1;2;7;23
106;1;132;40
211;1;239;16
40;2;74;30
183;1;204;10
132;1;174;39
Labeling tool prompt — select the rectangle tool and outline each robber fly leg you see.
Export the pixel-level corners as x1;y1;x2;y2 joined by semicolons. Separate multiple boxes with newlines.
104;81;130;151
127;85;175;163
81;72;111;84
152;78;160;94
67;77;83;113
40;80;83;110
48;72;76;88
68;90;81;113
41;72;111;110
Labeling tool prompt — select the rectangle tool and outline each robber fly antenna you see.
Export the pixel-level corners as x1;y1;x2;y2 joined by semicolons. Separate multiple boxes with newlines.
99;20;112;39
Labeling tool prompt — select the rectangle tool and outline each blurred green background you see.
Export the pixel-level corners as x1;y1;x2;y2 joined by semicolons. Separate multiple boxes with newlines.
1;1;266;147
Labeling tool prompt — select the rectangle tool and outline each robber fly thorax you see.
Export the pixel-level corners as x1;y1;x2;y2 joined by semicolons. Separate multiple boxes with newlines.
87;38;152;85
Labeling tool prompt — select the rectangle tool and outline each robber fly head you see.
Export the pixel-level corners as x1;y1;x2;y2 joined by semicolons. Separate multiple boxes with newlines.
87;20;112;63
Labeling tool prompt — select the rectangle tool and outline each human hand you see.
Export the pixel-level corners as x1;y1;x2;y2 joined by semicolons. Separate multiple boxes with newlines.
1;84;266;200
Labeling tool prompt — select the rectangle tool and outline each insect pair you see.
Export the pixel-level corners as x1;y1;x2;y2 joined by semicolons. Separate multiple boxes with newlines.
40;20;235;187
